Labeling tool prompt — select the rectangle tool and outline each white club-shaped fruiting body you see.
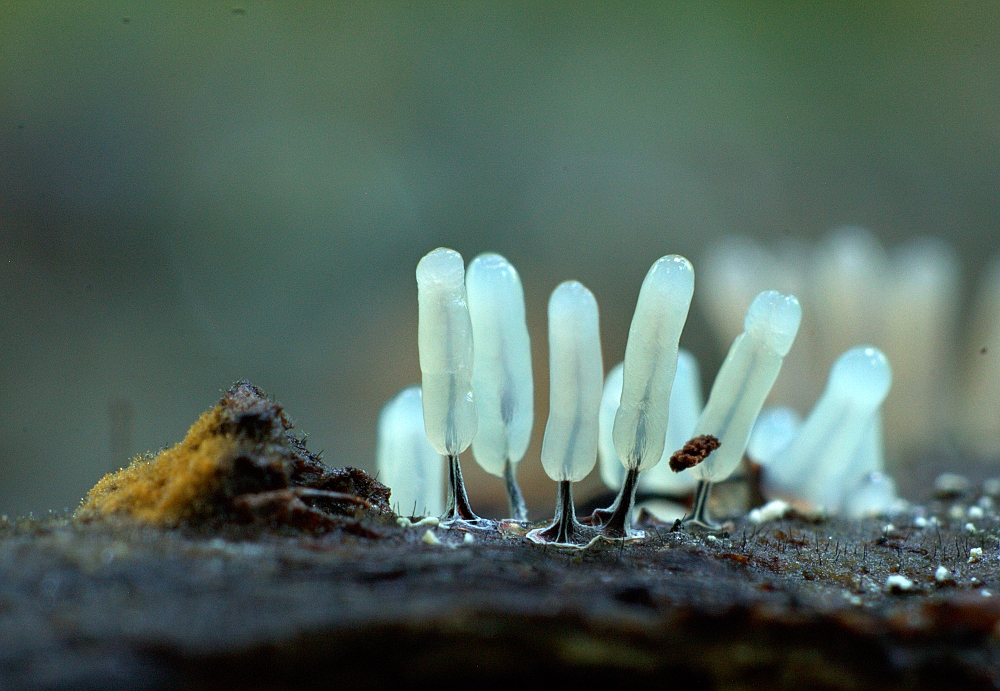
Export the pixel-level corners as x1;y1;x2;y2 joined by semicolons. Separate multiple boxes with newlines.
594;256;695;539
764;346;892;512
599;351;702;495
376;386;445;517
598;363;627;491
466;253;533;520
612;255;695;472
699;230;959;467
746;407;803;467
843;470;897;519
692;290;802;484
848;410;887;491
640;349;702;493
540;281;604;483
416;248;477;456
528;280;603;546
466;253;533;476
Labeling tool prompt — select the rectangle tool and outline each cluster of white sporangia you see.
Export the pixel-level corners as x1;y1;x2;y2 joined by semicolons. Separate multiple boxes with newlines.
699;227;1000;467
378;246;901;543
748;346;895;519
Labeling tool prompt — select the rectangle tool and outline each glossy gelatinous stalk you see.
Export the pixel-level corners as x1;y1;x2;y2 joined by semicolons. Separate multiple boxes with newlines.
416;248;483;526
528;281;602;546
598;363;627;492
843;469;897;519
687;290;801;528
466;253;533;520
639;350;702;495
763;346;892;514
598;351;702;496
376;387;445;517
746;407;802;467
598;256;694;539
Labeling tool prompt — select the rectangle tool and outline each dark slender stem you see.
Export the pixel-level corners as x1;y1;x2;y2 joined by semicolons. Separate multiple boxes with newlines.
503;458;528;521
441;454;480;522
598;467;640;539
684;480;720;529
552;481;576;543
529;481;590;545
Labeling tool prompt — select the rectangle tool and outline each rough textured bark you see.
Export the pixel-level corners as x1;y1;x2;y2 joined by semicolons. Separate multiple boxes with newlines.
33;382;1000;689
4;505;1000;690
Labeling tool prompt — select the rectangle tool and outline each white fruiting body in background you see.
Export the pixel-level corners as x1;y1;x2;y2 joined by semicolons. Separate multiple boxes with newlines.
810;230;887;381
416;248;477;456
376;386;445;517
698;237;810;412
598;363;627;491
599;351;702;496
843;471;898;519
751;402;898;517
642;349;702;493
746;407;802;467
540;281;603;483
851;411;887;489
466;252;533;519
699;229;959;471
761;346;893;513
612;256;695;473
692;291;802;484
960;255;1000;456
882;239;958;459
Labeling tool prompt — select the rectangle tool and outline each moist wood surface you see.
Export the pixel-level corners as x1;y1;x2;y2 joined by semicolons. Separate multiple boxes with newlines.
3;506;1000;690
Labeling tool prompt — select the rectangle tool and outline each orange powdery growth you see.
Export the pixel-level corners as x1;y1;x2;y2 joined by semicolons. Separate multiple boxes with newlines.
77;381;391;529
78;406;237;525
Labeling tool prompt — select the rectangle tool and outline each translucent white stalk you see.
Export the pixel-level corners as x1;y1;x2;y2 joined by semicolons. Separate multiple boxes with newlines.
613;255;694;472
466;254;533;494
843;471;897;519
802;406;889;514
699;237;813;413
701;229;961;466
765;347;892;512
416;248;477;456
634;350;702;494
598;363;626;491
691;291;802;483
599;352;703;494
746;407;802;467
376;387;445;517
847;409;886;482
540;281;603;483
836;411;896;517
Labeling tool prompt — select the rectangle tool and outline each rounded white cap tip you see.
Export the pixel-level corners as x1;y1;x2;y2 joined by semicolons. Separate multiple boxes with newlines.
744;290;802;356
829;346;892;402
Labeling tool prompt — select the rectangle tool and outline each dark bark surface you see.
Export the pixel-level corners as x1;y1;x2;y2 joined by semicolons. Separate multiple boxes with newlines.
3;506;1000;691
20;383;1000;688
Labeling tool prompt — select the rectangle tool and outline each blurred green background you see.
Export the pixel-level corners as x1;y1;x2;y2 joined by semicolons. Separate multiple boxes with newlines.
2;1;999;517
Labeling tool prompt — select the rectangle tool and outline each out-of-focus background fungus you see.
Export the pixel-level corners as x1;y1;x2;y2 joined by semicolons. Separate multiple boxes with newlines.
2;2;1000;517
